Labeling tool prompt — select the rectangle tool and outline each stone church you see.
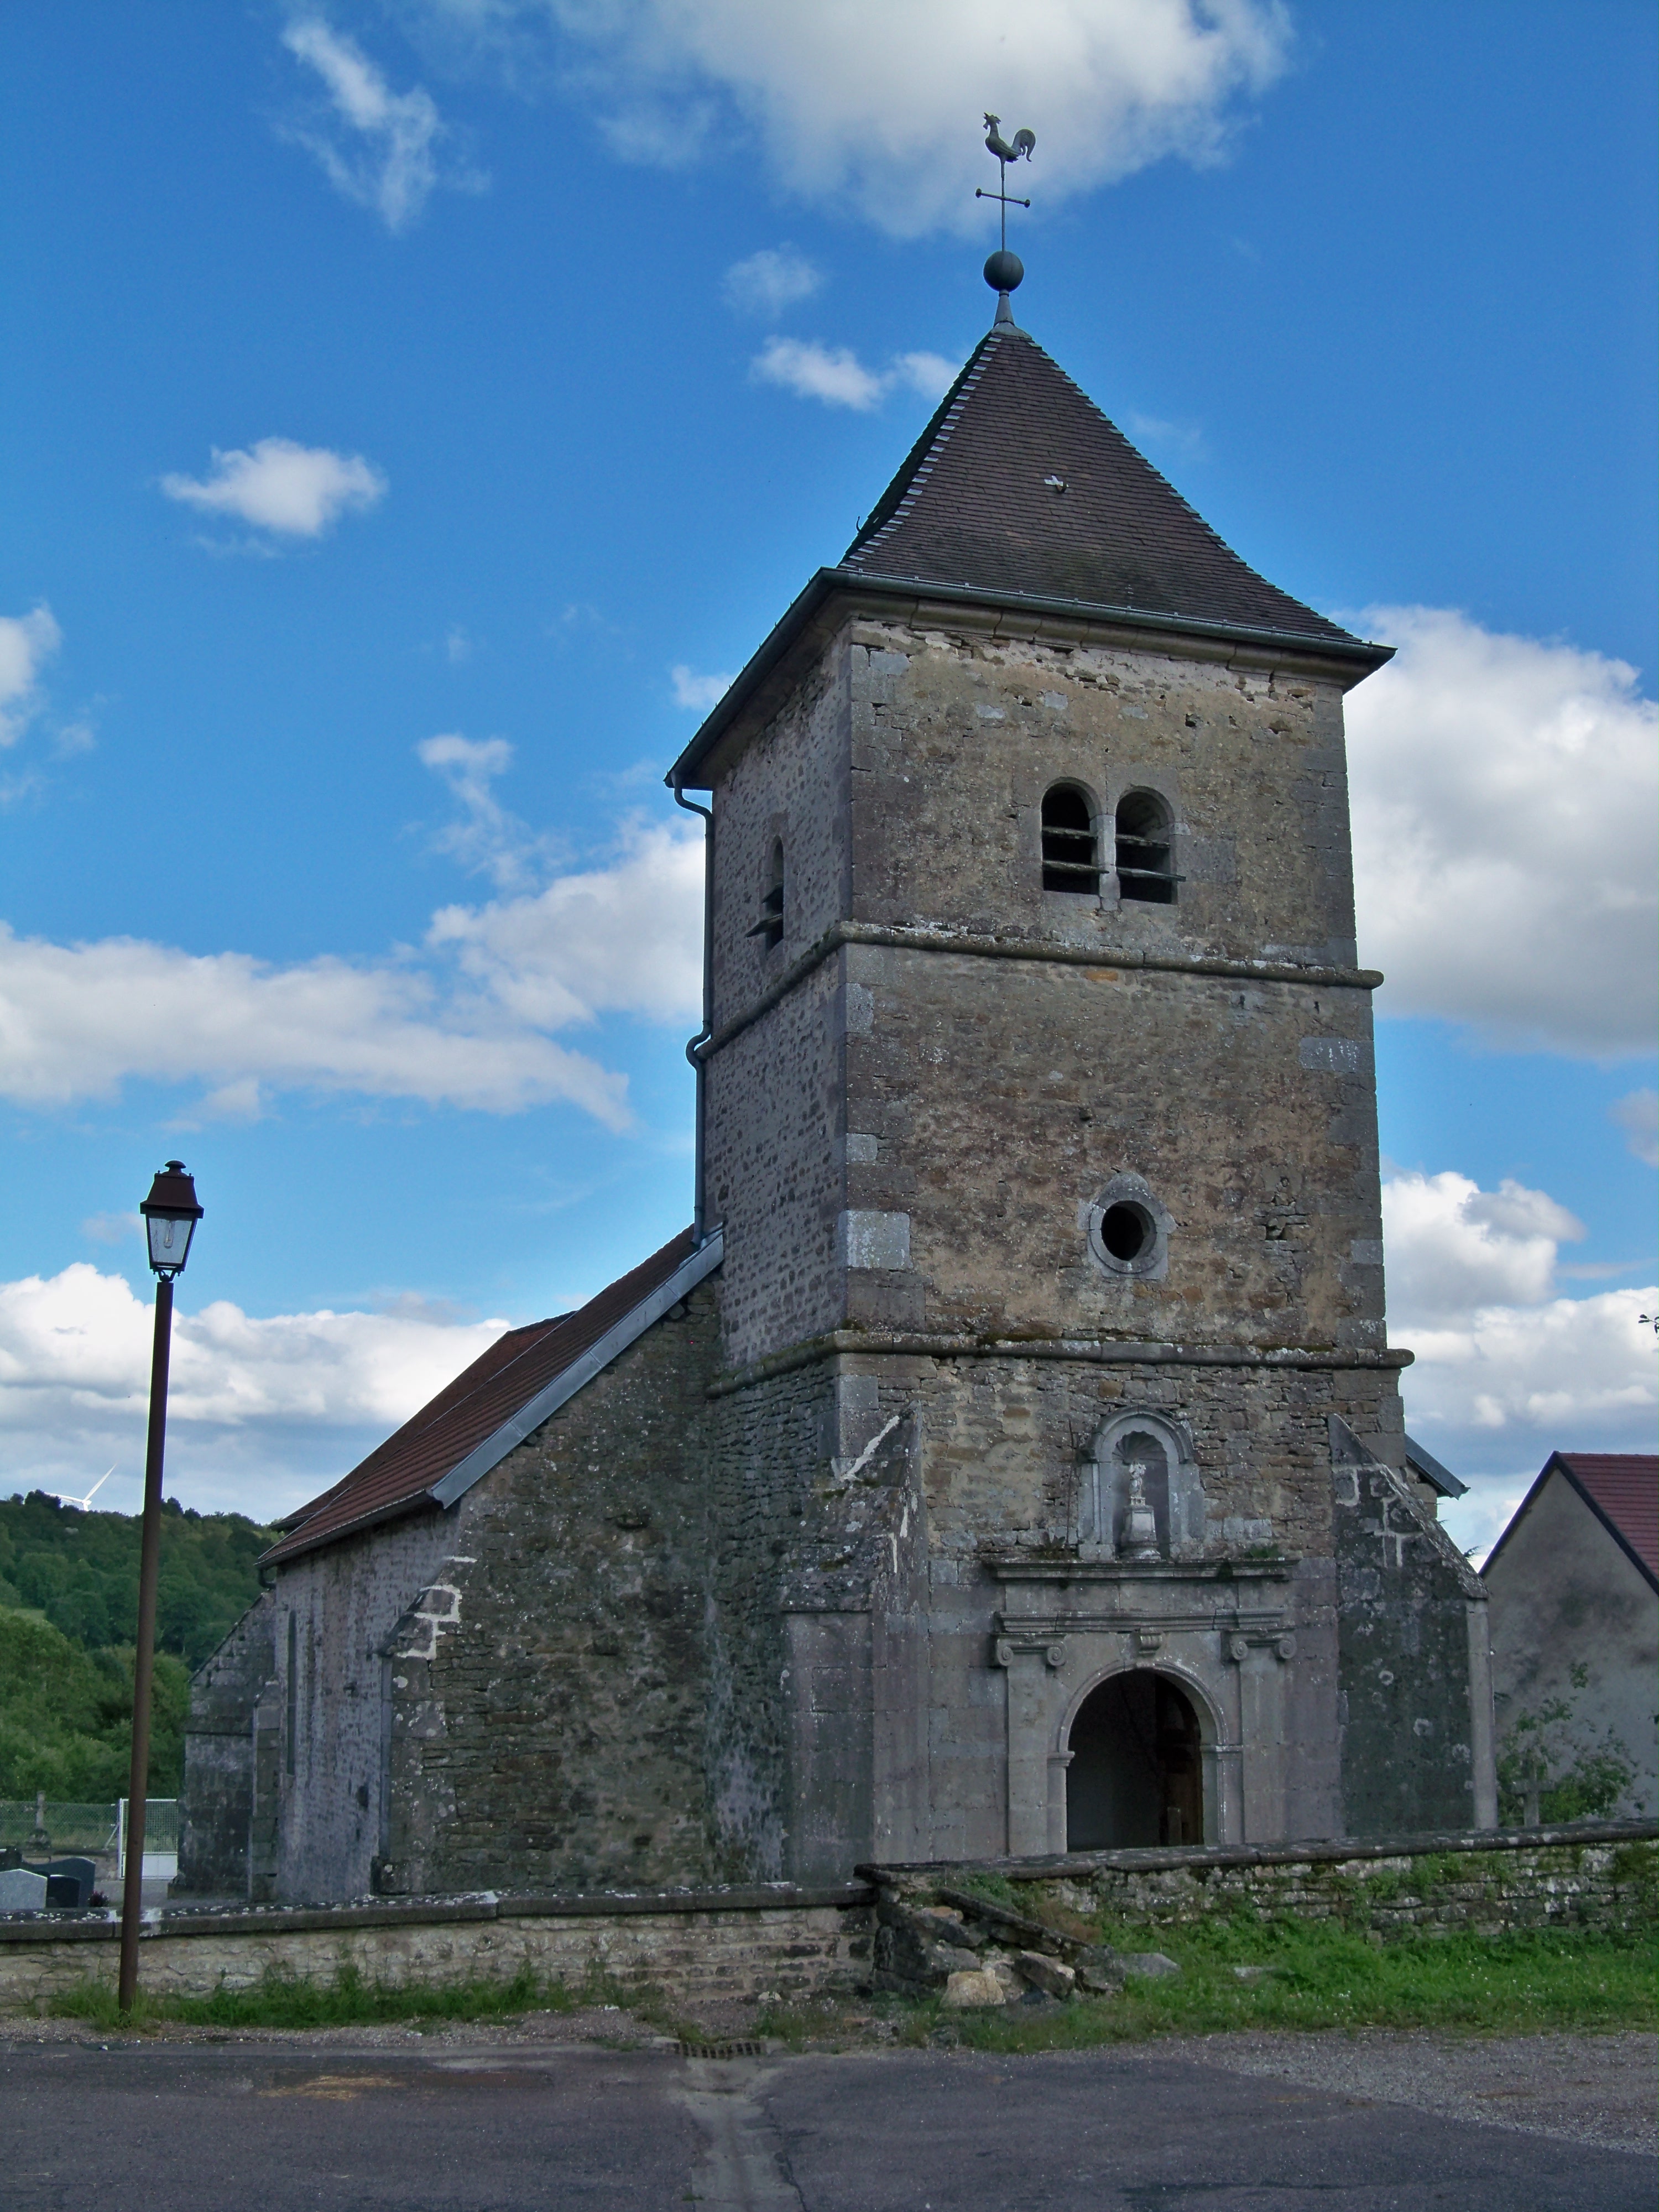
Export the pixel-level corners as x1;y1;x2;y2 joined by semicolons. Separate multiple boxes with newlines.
179;271;1496;1906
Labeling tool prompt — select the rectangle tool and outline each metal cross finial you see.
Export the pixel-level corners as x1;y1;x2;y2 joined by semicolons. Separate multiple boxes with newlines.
978;116;1034;322
977;113;1034;251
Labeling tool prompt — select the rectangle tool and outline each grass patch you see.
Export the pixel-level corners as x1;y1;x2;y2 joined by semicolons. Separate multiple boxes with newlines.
41;1957;656;2035
842;1921;1658;2055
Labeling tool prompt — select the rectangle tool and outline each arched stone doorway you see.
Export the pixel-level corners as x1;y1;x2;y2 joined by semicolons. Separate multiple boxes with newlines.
1066;1670;1205;1849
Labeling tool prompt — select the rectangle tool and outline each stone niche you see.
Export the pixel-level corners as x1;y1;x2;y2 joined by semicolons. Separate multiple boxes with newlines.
1073;1409;1206;1561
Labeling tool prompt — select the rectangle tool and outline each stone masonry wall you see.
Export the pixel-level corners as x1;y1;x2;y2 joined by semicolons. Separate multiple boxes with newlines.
706;952;846;1371
175;1589;277;1898
848;942;1386;1358
0;1891;872;2012
910;1828;1658;1942
708;629;849;1035
384;1279;723;1898
255;1512;463;1905
1333;1420;1494;1837
844;619;1361;969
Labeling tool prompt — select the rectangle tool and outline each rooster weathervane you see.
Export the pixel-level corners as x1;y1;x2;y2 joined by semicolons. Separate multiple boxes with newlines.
978;114;1035;315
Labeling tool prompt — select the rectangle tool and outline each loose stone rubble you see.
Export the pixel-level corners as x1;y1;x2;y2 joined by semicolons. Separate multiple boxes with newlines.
868;1884;1177;2007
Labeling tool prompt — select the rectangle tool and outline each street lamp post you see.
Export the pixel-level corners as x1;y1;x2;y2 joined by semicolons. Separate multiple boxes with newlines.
118;1161;202;2015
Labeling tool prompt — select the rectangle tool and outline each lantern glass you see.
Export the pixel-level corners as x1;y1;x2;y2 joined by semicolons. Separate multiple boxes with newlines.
140;1162;202;1279
146;1211;196;1274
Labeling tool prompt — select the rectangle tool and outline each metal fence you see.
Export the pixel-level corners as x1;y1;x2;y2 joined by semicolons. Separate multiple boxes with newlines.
0;1799;179;1859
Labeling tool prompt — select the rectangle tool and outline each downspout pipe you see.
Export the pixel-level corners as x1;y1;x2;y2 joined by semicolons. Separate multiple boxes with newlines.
672;776;714;1244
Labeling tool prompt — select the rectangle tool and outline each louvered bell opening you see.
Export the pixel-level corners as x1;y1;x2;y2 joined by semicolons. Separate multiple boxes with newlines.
1041;785;1100;895
747;840;786;951
1115;792;1176;905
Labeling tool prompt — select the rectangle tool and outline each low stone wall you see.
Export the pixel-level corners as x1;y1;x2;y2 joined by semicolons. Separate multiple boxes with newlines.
866;1823;1658;1943
0;1884;873;2013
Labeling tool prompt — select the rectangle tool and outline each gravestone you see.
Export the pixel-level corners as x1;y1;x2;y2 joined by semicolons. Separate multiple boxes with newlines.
0;1868;49;1911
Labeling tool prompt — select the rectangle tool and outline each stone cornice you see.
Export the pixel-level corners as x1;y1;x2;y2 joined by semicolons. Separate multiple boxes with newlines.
709;1331;1412;1399
667;567;1389;791
982;1556;1296;1583
700;917;1381;1063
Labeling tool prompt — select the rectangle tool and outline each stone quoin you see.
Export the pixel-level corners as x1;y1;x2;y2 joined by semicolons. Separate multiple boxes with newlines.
177;282;1498;1906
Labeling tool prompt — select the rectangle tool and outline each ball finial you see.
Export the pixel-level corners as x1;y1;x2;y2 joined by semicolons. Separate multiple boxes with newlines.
984;249;1024;295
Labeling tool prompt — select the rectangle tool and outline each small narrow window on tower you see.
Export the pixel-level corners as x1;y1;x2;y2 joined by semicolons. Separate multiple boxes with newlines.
1115;790;1176;904
1041;784;1099;895
749;838;785;952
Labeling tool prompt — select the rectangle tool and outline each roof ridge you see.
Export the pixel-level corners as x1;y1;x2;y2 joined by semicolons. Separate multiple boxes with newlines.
263;1227;707;1567
843;331;1000;566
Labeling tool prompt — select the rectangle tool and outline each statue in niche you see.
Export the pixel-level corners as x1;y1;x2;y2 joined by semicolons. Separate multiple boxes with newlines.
1077;1428;1175;1558
1120;1463;1161;1559
1114;1431;1170;1557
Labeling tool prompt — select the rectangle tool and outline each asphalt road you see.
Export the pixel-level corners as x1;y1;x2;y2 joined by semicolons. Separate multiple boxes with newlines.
2;2036;1652;2211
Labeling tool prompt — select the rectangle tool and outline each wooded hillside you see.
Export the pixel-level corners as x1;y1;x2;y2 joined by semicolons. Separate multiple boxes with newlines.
0;1491;274;1797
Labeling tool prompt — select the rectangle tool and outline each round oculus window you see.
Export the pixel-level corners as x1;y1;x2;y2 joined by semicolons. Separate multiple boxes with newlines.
1100;1201;1154;1263
1086;1176;1170;1280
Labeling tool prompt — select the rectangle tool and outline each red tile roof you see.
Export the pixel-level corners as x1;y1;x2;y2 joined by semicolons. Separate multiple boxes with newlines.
263;1228;700;1567
1557;1453;1658;1584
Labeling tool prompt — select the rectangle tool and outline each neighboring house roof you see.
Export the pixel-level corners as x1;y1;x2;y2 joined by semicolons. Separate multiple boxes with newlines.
262;1227;722;1567
668;321;1390;792
1482;1452;1659;1594
1405;1434;1467;1499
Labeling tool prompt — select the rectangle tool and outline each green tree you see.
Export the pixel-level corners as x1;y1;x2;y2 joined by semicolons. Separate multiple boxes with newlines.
0;1607;188;1797
1496;1667;1638;1825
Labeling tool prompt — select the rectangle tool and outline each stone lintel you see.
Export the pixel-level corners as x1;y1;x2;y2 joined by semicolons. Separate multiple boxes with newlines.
983;1557;1296;1584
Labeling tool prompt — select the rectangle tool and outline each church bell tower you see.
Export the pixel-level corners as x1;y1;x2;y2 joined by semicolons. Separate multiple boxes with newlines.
668;247;1495;1878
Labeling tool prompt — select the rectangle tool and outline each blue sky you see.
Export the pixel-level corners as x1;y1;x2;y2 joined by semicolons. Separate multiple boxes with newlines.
1;1;1653;1550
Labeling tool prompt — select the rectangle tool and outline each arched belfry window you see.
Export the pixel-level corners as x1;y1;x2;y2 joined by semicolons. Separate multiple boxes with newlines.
1115;791;1176;904
750;838;785;953
1041;784;1099;895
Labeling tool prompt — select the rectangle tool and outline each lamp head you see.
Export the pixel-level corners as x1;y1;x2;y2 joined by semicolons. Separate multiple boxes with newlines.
140;1160;202;1278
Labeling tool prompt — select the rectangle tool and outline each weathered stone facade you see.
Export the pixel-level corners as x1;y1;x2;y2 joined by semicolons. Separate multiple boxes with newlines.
179;313;1497;1904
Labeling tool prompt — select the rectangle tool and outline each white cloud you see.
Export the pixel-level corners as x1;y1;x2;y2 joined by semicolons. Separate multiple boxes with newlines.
416;732;551;888
0;1262;510;1521
1347;607;1658;1058
723;244;820;315
280;17;481;231
81;1212;139;1247
436;0;1290;236
1611;1089;1658;1170
754;336;888;410
0;921;630;1125
1126;408;1204;457
752;337;958;410
1381;1165;1657;1558
0;604;61;747
0;760;703;1126
670;665;733;712
427;819;706;1030
891;351;958;400
161;437;387;539
1382;1170;1585;1322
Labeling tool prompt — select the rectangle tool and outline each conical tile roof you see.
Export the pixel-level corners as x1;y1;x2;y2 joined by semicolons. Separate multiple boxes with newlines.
841;323;1360;649
667;317;1384;789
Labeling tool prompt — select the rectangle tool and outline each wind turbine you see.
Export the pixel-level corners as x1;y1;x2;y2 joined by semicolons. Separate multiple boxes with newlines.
50;1467;114;1511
